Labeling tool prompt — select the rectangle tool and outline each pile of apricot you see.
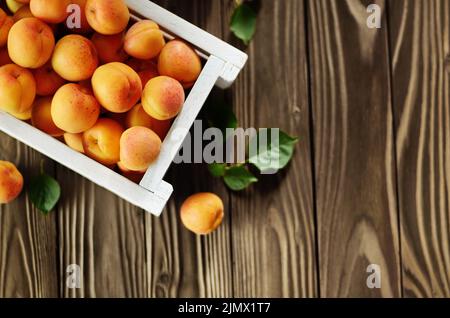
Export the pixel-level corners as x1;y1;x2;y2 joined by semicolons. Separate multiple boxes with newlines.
0;0;202;183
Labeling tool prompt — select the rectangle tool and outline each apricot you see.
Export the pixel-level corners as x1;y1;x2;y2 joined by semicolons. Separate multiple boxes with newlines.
85;0;129;35
0;161;23;204
158;40;202;88
82;118;124;165
52;35;98;81
141;76;185;121
0;10;14;48
51;83;100;133
91;62;142;113
0;64;36;114
6;0;25;14
125;104;171;140
0;48;12;66
63;133;84;153
66;0;91;34
180;193;224;235
32;62;65;96
31;97;64;137
117;161;145;183
30;0;69;23
91;32;128;64
7;17;54;69
10;107;32;120
124;20;165;60
120;126;161;171
126;58;158;87
12;5;33;22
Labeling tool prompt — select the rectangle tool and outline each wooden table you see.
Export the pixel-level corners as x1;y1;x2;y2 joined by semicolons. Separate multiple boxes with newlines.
1;0;449;298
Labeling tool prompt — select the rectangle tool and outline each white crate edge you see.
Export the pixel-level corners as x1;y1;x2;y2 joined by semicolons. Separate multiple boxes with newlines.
0;1;247;217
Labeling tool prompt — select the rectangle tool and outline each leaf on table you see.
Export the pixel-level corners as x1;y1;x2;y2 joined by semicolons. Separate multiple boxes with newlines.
28;173;61;214
248;129;298;174
230;3;257;45
208;163;227;177
223;165;258;191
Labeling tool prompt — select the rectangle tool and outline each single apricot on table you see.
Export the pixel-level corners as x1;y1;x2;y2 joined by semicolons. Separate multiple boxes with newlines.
180;193;224;235
0;161;23;204
82;118;124;165
142;76;185;121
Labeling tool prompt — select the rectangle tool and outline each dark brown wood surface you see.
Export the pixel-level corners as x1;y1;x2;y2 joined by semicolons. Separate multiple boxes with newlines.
0;0;449;298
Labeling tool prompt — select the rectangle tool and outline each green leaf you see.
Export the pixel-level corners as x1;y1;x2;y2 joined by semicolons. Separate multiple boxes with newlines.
28;174;61;214
204;96;238;134
208;163;227;177
230;3;257;45
248;129;299;174
223;165;258;191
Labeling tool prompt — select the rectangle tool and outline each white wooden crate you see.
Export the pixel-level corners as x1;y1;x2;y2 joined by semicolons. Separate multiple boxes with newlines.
0;0;248;216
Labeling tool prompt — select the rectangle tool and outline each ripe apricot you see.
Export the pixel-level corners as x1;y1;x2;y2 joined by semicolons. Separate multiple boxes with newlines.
32;62;65;96
30;0;69;24
85;0;129;35
7;17;55;69
180;193;224;235
158;39;202;88
51;83;100;133
125;103;171;140
124;20;165;60
82;118;124;165
126;58;159;87
141;76;185;121
12;5;33;22
117;161;145;183
91;62;142;113
31;97;64;137
52;34;98;81
0;10;14;48
91;32;128;63
0;161;23;204
64;133;85;153
120;126;161;172
0;63;36;115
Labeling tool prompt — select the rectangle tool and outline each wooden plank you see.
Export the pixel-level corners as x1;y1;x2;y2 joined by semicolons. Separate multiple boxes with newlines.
57;166;147;297
146;0;233;298
227;0;318;297
307;0;401;297
0;133;58;297
388;0;450;297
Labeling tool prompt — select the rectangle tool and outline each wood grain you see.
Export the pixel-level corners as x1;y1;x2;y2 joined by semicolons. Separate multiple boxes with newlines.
228;0;318;297
146;0;233;298
0;133;58;297
307;0;401;297
388;0;450;297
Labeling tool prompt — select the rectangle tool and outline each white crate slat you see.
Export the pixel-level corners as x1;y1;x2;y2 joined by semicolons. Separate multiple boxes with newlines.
126;0;248;88
0;1;247;217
